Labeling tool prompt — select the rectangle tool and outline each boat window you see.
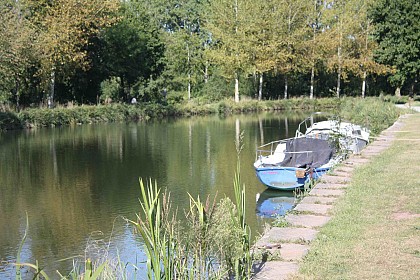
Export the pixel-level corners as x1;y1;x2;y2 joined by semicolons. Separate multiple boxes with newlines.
353;130;361;136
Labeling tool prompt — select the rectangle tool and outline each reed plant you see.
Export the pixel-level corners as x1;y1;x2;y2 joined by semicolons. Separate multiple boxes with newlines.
232;131;252;279
130;132;253;279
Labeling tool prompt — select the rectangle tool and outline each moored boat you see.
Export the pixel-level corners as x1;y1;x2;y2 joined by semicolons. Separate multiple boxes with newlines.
254;114;369;190
254;136;338;190
295;114;370;154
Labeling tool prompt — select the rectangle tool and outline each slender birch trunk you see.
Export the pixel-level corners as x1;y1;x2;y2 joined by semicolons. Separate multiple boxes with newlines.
234;0;240;103
361;71;367;98
258;73;263;101
310;66;315;99
337;45;342;98
310;5;316;100
395;87;401;97
187;42;191;100
235;74;240;103
49;69;55;108
336;15;343;98
188;73;191;100
204;61;208;84
284;75;288;99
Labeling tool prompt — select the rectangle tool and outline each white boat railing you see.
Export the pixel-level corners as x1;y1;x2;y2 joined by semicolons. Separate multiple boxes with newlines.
255;139;290;160
255;138;323;162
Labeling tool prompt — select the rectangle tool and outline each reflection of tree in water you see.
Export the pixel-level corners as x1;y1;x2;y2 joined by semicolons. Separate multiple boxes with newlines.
0;111;317;276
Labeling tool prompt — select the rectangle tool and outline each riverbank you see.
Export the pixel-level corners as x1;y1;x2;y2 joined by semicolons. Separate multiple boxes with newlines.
1;98;338;131
252;113;420;279
0;97;398;132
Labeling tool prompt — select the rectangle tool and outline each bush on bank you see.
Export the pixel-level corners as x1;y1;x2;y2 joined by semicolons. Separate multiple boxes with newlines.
338;97;401;136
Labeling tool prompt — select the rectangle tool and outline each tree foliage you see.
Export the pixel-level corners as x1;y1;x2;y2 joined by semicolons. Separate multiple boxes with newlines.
370;0;420;91
0;1;37;106
22;0;120;97
0;0;417;108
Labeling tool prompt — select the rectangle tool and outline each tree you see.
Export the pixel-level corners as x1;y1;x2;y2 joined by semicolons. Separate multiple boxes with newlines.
205;0;254;103
370;0;420;96
272;0;311;99
338;0;389;98
100;0;165;102
321;0;353;98
247;0;280;100
22;0;119;104
304;0;332;99
160;0;207;100
0;1;37;108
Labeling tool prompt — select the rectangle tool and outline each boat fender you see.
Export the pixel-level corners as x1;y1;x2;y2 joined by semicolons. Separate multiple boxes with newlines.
295;169;306;178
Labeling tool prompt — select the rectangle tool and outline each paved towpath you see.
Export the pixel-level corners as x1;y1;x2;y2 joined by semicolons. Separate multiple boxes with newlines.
252;115;408;280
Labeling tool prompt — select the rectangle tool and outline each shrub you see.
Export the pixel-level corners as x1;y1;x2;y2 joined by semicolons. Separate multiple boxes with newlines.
339;97;401;136
100;77;122;103
0;111;22;130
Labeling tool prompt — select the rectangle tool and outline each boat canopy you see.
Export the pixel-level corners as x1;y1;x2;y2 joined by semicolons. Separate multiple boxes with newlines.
280;137;335;168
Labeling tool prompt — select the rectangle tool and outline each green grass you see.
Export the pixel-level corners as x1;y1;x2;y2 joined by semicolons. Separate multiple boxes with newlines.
294;113;420;280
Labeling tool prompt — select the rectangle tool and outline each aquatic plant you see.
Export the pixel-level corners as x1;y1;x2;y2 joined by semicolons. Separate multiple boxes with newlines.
129;131;253;279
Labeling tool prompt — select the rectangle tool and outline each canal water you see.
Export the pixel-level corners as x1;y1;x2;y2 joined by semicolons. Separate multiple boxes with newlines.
0;111;312;277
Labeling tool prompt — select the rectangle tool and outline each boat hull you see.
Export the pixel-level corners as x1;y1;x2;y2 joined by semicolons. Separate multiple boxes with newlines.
255;166;330;190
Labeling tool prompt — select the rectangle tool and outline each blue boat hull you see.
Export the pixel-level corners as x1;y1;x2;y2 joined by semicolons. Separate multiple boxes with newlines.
255;166;330;190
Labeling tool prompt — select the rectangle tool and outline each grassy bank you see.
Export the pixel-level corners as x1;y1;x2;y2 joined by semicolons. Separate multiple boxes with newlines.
295;114;420;279
0;97;402;132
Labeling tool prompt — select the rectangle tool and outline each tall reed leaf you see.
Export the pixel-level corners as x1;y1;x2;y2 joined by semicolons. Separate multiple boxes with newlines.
130;179;164;279
233;131;252;279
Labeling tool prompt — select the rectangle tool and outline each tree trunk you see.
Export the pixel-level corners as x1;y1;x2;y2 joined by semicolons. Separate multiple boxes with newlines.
258;73;263;101
15;79;20;111
188;73;191;100
310;0;319;100
395;87;401;97
284;75;288;99
310;66;315;99
361;71;367;98
336;46;341;98
409;81;414;98
187;43;191;100
49;70;55;108
362;20;369;98
234;74;240;103
336;18;343;98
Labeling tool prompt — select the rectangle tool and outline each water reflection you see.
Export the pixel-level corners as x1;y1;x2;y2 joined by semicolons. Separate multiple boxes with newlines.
0;111;315;277
255;189;297;218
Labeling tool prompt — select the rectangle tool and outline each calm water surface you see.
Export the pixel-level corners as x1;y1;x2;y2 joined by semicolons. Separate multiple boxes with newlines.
0;111;312;278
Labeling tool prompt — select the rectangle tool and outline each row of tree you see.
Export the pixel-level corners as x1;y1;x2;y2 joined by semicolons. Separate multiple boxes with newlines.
0;0;418;108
